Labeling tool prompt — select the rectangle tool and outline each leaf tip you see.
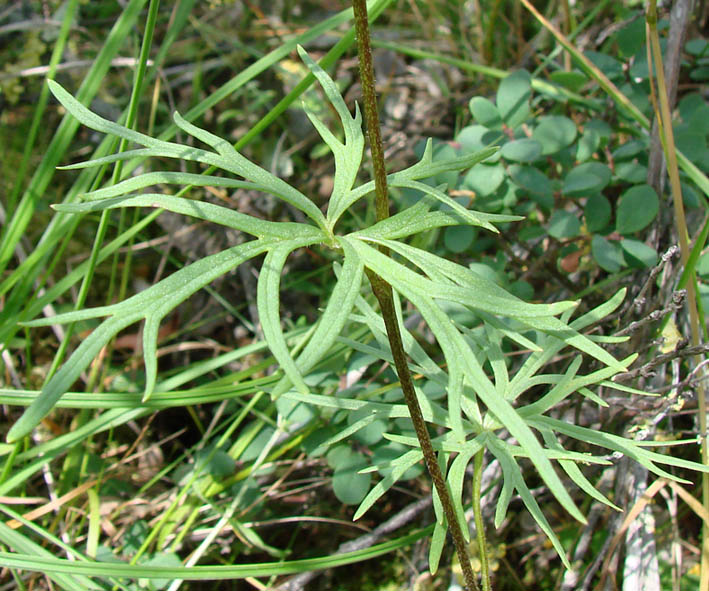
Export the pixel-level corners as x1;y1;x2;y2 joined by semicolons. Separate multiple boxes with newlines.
142;387;154;404
6;416;32;444
46;78;61;95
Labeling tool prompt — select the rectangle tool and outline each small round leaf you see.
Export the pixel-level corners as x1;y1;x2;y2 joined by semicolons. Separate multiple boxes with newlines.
500;138;542;162
584;51;623;81
548;210;581;239
372;442;424;481
585;119;612;146
612;139;648;160
496;70;532;128
195;448;236;478
616;184;659;234
591;235;624;272
463;163;505;196
327;445;356;470
685;38;709;56
576;128;600;162
469;96;502;129
549;70;588;93
562;162;612;196
444;225;476;253
584;194;612;232
621;239;658;268
456;124;488;153
332;454;371;505
532;116;577;155
615;17;646;57
348;408;387;446
277;396;315;425
509;164;553;210
697;251;709;276
509;279;534;300
615;161;646;184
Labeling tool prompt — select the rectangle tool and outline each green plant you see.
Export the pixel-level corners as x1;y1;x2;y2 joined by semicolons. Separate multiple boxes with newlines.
2;22;708;588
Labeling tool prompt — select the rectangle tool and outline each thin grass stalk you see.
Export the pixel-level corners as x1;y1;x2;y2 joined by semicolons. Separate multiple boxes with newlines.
482;0;504;65
517;0;649;126
352;0;479;589
559;0;572;70
0;0;148;279
646;3;709;588
520;0;708;200
7;0;79;215
40;0;161;388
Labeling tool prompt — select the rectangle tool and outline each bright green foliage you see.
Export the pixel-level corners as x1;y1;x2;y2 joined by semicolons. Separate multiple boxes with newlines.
8;44;709;578
441;44;709;280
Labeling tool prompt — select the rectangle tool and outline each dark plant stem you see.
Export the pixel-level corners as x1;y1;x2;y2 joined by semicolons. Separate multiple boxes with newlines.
352;0;389;224
352;1;479;590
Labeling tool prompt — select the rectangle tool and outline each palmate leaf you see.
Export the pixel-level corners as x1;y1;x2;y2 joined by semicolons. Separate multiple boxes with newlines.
518;354;636;416
22;38;702;580
53;193;318;239
391;281;586;525
258;243;312;395
359;237;574;318
487;436;572;569
360;236;628;372
77;171;260;201
271;237;364;398
538;428;620;511
295;47;365;229
337;141;502;229
351;192;520;241
341;236;589;527
8;239;289;443
531;416;709;481
47;80;328;231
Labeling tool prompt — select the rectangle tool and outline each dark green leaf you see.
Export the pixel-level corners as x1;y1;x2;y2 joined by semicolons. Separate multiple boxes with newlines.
615;15;645;57
444;226;476;253
331;450;371;505
576;128;600;162
685;38;709;56
584;50;623;81
509;164;553;209
621;239;658;268
615;161;646;184
616;184;659;234
463;163;505;196
584;194;612;232
469;96;502;129
548;210;581;239
532;116;577;155
591;235;624;272
496;70;532;128
612;139;648;160
562;162;612;197
500;139;543;162
349;409;386;446
549;70;587;93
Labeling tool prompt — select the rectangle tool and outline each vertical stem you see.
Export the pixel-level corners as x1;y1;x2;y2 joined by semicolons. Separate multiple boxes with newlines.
352;1;479;590
473;449;491;591
352;0;389;223
647;2;708;588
